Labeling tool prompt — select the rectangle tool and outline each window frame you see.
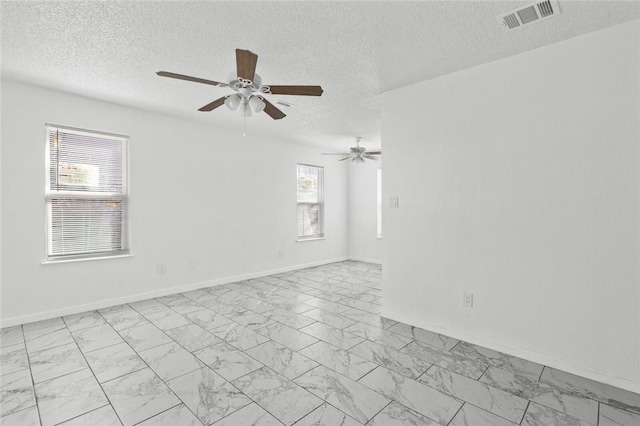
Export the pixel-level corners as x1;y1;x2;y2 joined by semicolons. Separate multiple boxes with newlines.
377;167;382;238
44;123;131;262
296;163;325;241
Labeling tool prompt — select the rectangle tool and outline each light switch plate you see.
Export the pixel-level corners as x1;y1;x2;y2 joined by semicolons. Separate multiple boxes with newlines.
388;196;399;208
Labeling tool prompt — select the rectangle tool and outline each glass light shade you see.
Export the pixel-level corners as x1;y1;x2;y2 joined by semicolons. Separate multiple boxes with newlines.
243;102;252;117
249;96;266;113
224;94;241;111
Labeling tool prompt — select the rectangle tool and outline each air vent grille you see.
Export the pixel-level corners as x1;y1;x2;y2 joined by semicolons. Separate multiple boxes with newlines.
517;6;539;24
276;100;294;108
503;13;520;29
538;0;554;17
498;0;560;32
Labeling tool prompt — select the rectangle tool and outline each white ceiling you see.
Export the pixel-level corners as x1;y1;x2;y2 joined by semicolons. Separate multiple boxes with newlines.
2;1;638;152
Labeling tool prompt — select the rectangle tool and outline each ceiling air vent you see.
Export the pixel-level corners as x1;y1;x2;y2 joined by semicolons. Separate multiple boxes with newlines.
498;0;560;31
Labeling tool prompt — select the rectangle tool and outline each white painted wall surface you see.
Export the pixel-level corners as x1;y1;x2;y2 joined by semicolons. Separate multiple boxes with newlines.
0;80;348;325
348;160;382;263
381;20;640;392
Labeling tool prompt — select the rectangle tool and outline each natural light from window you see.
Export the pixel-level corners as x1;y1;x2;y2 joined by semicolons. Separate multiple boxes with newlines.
45;124;130;261
297;164;324;239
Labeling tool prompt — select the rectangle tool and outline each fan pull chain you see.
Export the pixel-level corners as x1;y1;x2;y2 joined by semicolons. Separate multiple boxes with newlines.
243;114;247;137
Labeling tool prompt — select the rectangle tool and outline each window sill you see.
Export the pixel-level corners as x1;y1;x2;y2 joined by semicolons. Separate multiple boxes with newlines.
42;253;134;265
296;236;326;242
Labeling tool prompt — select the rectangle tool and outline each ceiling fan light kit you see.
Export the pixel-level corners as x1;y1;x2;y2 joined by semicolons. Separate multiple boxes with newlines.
157;49;323;123
224;94;241;111
248;95;266;113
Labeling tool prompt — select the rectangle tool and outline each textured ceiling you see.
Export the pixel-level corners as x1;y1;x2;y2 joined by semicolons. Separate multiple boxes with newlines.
2;1;639;152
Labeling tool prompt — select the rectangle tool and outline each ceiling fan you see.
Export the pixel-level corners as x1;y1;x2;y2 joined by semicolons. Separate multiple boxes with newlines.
323;137;381;163
157;49;323;120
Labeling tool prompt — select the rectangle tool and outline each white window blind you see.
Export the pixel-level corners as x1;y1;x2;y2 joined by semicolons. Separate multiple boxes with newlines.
297;164;324;239
46;124;129;260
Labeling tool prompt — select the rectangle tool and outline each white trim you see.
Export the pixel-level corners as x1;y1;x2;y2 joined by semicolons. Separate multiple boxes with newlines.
0;256;349;328
45;122;129;140
297;163;324;239
377;167;382;237
296;237;326;242
349;256;382;265
44;124;131;260
41;253;134;265
381;308;640;394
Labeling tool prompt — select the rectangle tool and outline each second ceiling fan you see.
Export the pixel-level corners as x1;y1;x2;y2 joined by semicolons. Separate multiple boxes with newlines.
323;137;381;163
157;49;323;120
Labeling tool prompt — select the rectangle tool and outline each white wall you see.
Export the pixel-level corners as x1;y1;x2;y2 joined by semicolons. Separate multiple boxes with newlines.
381;20;640;392
0;80;349;325
348;159;382;263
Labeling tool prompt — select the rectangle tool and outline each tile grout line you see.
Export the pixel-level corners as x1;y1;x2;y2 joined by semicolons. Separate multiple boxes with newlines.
91;309;198;425
288;402;327;426
52;403;114;425
519;400;531;424
112;290;325;425
71;310;142;426
386;360;529;425
537;365;546;382
230;363;317;425
16;313;126;425
20;324;43;426
477;364;491;382
285;363;373;424
445;401;465;426
363;400;393;425
213;397;286;426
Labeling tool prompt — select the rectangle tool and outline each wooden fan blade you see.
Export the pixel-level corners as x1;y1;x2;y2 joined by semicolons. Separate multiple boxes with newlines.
322;153;351;155
236;49;258;82
367;151;382;155
157;71;224;87
261;97;286;120
363;154;379;161
339;156;352;161
266;85;324;96
198;96;227;112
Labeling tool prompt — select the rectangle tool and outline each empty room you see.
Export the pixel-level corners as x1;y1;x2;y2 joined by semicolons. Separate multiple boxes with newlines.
1;1;639;425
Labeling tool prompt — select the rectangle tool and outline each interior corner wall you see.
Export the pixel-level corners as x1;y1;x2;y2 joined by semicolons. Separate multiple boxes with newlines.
348;159;382;263
381;19;640;392
0;79;349;326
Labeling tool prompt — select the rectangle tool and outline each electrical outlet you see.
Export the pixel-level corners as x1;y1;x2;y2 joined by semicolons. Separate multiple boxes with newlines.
388;196;399;208
463;291;473;308
157;262;166;274
278;249;284;258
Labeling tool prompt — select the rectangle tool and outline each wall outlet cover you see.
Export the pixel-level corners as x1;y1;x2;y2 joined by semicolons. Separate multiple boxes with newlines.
463;291;473;308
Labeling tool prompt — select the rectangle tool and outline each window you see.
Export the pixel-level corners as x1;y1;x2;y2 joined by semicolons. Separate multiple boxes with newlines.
377;168;382;238
45;124;129;261
297;164;324;239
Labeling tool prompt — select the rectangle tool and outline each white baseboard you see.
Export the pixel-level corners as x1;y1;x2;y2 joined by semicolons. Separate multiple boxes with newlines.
382;308;640;394
349;256;382;264
0;257;348;328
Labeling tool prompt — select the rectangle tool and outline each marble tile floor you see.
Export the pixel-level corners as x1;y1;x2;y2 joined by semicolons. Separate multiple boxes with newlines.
1;261;639;425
